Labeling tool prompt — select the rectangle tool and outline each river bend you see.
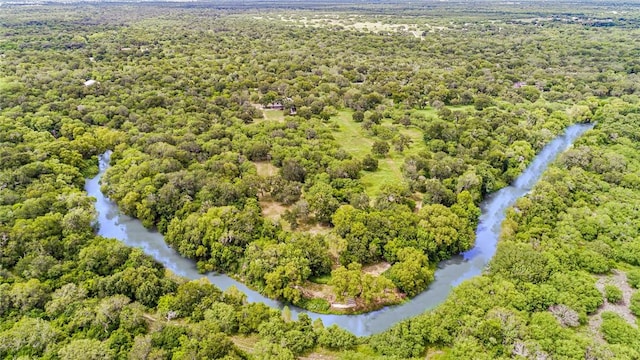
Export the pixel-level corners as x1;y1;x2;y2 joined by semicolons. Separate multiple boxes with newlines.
85;123;593;336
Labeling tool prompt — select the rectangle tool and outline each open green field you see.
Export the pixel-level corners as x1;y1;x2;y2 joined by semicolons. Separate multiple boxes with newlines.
263;109;286;122
330;110;429;197
412;104;474;119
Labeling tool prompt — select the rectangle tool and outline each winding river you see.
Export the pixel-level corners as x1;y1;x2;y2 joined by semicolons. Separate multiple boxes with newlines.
85;123;593;336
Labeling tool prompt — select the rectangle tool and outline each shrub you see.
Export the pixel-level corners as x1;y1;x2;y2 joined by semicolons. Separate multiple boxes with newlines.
630;292;640;317
362;154;379;171
317;324;357;350
604;285;623;304
627;269;640;289
600;312;640;347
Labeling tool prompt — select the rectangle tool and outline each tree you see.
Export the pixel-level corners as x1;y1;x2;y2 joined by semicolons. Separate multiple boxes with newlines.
305;182;340;224
45;283;87;317
474;94;494;110
371;141;390;157
416;204;465;259
331;263;362;302
392;134;412;152
352;110;365;123
317;324;357;350
489;242;551;284
10;278;48;312
171;333;236;360
362;154;379;171
330;263;393;305
386;247;434;297
0;317;59;357
58;339;114;360
281;159;306;183
253;340;295;360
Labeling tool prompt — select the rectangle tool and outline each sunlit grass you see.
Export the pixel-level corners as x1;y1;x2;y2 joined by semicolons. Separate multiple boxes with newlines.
263;109;285;122
330;110;373;158
330;110;428;197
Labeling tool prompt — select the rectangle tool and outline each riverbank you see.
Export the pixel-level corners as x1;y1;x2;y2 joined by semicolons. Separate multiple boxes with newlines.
86;123;592;336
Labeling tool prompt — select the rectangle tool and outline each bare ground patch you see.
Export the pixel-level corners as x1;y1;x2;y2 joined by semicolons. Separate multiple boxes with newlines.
259;199;289;221
253;161;278;177
299;353;338;360
362;262;391;276
299;222;331;235
301;281;336;302
588;270;638;342
300;281;355;309
230;334;260;354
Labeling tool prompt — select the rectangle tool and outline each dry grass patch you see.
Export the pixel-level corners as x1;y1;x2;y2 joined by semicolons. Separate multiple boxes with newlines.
299;351;339;360
253;161;278;177
362;262;391;276
259;199;289;221
230;334;261;354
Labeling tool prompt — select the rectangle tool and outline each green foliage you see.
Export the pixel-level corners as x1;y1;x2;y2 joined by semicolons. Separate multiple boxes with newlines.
253;340;295;360
318;324;358;350
369;321;424;358
58;339;114;360
371;140;390;157
604;285;623;304
618;242;640;266
362;154;379;171
628;270;640;289
330;263;394;306
0;317;59;358
600;312;640;350
156;278;222;321
489;242;551;283
3;3;640;360
296;298;331;313
630;292;640;317
386;247;434;297
306;182;341;224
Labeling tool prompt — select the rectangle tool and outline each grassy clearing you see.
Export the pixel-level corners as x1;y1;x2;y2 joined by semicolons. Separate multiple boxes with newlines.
253;161;278;177
259;199;289;221
330;110;374;158
263;109;286;122
331;110;402;196
250;104;286;124
309;274;332;285
413;107;438;118
330;110;429;197
299;349;340;360
359;159;401;197
230;334;261;354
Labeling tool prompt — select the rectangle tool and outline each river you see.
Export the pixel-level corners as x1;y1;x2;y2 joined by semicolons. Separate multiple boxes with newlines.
84;123;593;336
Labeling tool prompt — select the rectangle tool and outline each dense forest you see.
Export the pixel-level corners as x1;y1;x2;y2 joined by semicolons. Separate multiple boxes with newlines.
1;1;640;359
